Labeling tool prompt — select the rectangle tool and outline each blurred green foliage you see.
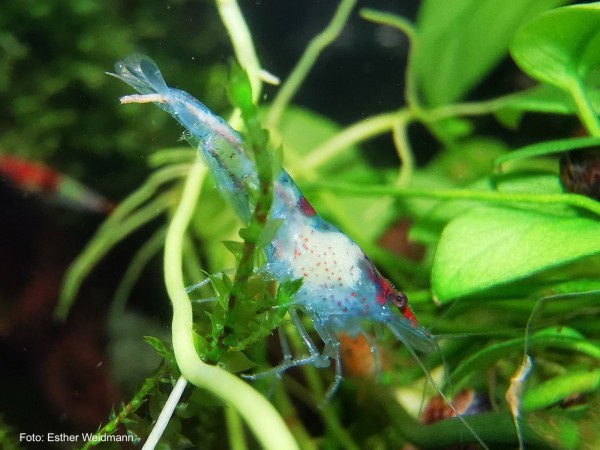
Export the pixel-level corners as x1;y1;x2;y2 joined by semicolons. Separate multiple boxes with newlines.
0;0;229;195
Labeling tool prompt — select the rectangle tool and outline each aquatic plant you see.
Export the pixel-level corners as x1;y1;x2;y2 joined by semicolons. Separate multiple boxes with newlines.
52;1;600;449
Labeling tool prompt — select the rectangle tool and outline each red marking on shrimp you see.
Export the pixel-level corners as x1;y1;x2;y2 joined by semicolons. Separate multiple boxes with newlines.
298;195;316;216
361;260;396;306
401;306;418;326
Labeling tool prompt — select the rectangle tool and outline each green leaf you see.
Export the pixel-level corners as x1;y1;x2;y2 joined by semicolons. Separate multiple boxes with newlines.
256;218;283;248
228;63;254;113
143;336;176;365
222;240;244;258
510;4;600;91
432;205;600;301
526;413;580;450
218;351;256;373
523;369;600;412
277;277;303;306
509;3;600;135
414;0;568;106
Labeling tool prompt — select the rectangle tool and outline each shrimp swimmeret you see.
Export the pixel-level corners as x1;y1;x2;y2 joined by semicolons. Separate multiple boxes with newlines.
112;55;437;389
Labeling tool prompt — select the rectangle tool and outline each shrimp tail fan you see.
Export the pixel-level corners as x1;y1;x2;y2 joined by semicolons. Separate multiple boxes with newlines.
112;54;258;223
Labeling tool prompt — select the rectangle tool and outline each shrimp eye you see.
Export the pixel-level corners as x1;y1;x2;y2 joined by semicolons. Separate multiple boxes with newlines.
392;292;408;312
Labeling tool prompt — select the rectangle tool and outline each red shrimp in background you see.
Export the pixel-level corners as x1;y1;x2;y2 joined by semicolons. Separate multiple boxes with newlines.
0;154;114;214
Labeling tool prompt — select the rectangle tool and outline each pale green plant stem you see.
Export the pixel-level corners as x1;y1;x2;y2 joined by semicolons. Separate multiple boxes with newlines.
392;112;414;186
424;96;510;122
112;227;167;316
164;160;299;450
142;375;188;450
266;0;358;128
148;147;195;167
108;164;189;222
216;0;262;101
303;111;400;171
301;91;533;175
568;77;600;136
359;8;419;109
225;408;247;450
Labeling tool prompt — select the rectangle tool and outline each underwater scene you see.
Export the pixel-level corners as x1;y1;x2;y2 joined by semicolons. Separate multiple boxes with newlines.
2;0;600;449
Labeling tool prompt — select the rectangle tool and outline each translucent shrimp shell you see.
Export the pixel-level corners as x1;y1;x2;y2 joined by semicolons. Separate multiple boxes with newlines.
113;55;436;357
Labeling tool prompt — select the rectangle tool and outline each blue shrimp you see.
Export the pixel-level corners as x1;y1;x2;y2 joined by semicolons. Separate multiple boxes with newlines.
112;55;436;395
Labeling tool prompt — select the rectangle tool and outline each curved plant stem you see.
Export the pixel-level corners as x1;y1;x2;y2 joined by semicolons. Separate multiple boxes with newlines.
112;226;167;316
164;160;299;450
303;111;401;171
392;113;414;186
225;407;247;450
359;8;419;110
266;0;358;128
216;0;262;101
299;91;539;175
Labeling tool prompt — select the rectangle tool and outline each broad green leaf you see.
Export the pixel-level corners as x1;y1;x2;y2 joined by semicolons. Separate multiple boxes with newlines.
510;3;600;90
414;0;568;106
432;205;600;301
